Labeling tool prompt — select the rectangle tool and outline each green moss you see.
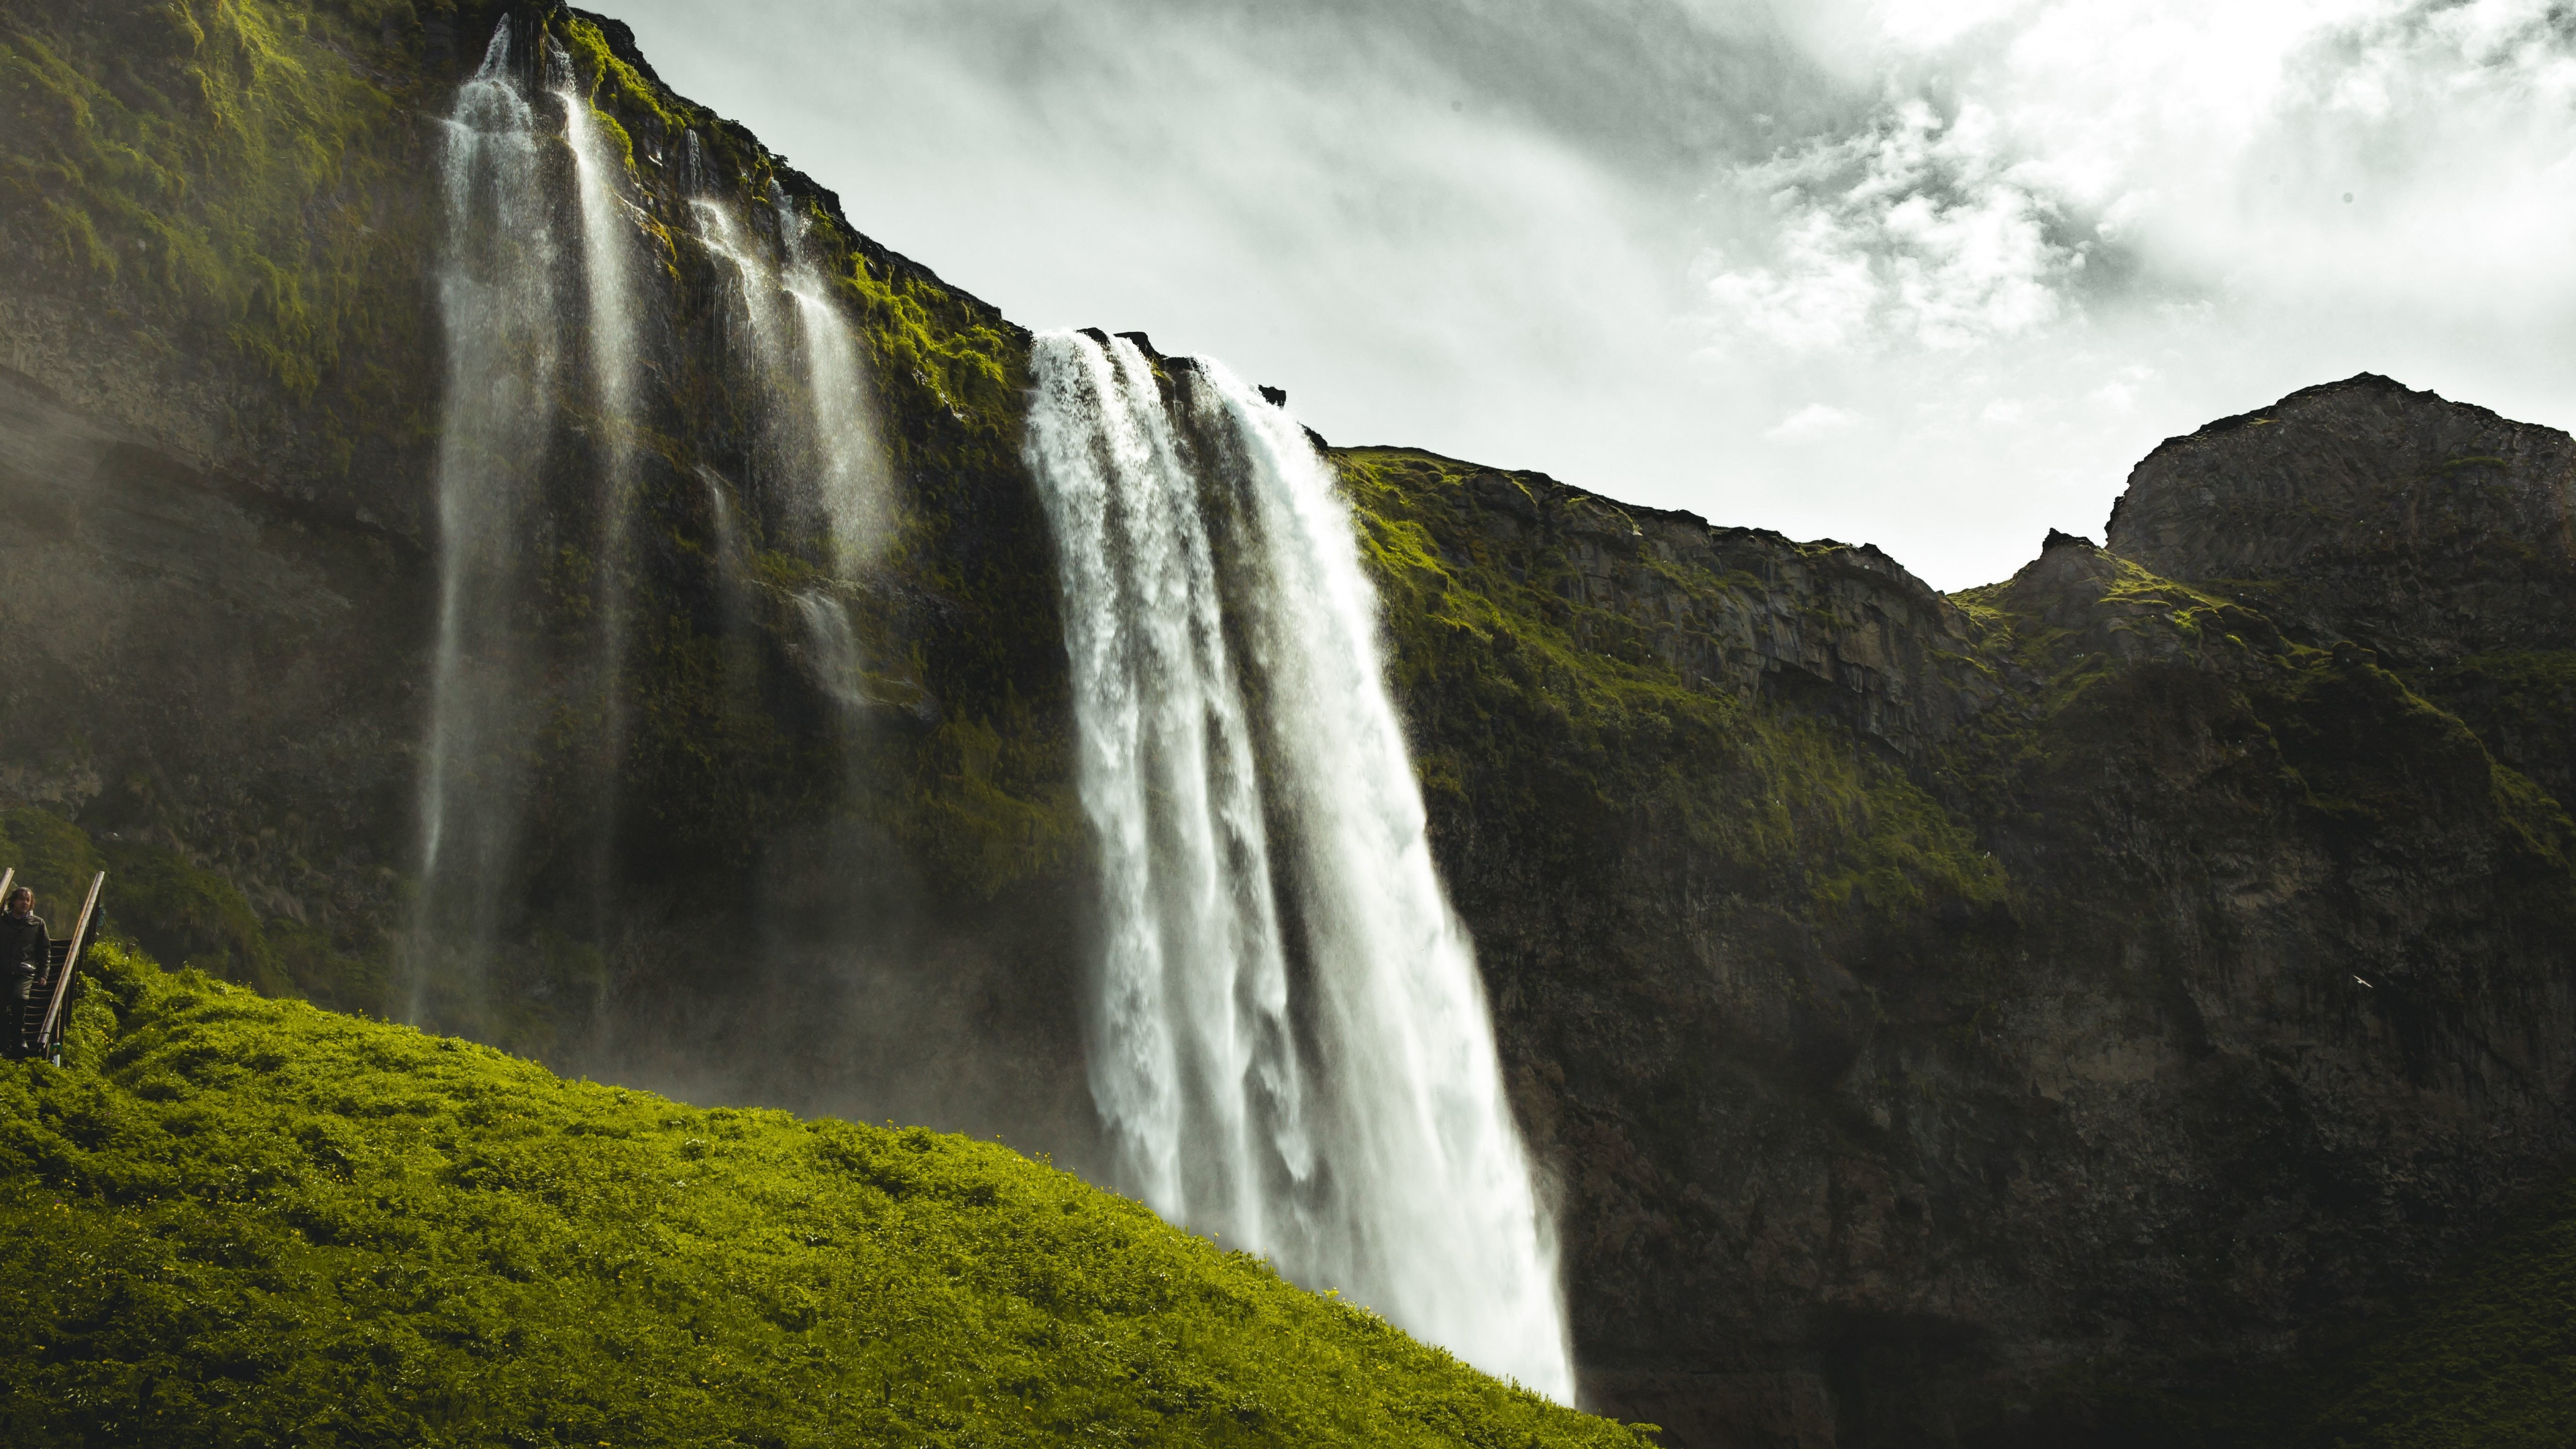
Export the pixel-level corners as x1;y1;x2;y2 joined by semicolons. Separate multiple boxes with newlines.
2267;1170;2576;1447
1;1;423;402
0;946;1654;1447
0;806;105;913
1334;447;2005;930
93;838;280;993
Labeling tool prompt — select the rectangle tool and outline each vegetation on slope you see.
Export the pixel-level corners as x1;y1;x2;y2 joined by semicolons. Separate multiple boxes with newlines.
0;942;1652;1448
0;0;441;455
0;806;382;1014
1333;445;2004;935
2249;1168;2576;1448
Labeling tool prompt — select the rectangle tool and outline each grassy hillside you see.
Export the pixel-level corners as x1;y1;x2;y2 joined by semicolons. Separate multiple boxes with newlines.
0;943;1652;1448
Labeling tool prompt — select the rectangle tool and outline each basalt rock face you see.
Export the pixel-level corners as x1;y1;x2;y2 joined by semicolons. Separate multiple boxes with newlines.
2108;371;2576;816
1344;403;2576;1446
3;6;2573;1448
2108;373;2576;665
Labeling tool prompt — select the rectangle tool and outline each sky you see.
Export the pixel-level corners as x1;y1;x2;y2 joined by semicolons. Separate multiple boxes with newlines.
602;0;2576;590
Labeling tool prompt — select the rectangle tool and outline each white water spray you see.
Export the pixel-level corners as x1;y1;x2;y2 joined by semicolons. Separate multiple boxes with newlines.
549;45;639;465
1024;331;1573;1399
414;21;561;1008
1025;335;1310;1247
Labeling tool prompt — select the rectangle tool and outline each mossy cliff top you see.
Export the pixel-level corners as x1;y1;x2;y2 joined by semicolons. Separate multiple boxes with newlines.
0;941;1651;1448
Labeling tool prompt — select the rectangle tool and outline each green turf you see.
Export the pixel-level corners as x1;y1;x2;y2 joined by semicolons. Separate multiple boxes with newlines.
0;942;1652;1448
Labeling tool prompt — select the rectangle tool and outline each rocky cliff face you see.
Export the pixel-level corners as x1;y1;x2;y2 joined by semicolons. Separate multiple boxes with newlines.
0;0;1096;1146
1348;393;2576;1446
1;6;2569;1448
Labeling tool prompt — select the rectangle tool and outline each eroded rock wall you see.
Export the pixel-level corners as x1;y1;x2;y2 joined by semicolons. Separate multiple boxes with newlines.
1344;413;2576;1446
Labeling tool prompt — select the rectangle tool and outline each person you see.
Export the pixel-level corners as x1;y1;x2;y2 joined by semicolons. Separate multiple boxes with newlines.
1;886;46;1061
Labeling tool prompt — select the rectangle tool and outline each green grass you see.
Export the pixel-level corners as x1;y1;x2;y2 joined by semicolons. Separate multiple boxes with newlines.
0;806;386;1014
0;943;1652;1448
2262;1168;2576;1448
2078;1170;2576;1448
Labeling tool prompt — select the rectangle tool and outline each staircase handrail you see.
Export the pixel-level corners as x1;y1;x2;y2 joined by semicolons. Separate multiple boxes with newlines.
36;871;105;1059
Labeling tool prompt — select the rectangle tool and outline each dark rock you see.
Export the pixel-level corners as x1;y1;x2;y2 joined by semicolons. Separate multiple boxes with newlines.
2106;372;2576;667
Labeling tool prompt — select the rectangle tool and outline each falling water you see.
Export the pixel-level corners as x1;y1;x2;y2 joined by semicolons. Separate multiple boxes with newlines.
413;21;561;1012
783;209;892;578
694;191;891;706
691;197;794;389
1024;334;1309;1248
549;44;640;462
792;590;870;712
549;39;643;929
1024;331;1574;1399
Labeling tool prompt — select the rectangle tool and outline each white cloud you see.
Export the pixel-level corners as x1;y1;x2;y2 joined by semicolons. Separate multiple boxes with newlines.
1765;402;1862;440
1701;98;2073;355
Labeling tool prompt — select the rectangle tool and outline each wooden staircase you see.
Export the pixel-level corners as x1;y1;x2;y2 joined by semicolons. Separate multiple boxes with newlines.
3;867;105;1065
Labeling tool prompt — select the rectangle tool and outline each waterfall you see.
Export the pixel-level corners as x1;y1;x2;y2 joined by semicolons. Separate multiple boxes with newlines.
692;190;890;709
782;209;892;579
413;21;561;1012
1024;334;1309;1244
549;39;643;930
549;44;640;472
1024;331;1574;1399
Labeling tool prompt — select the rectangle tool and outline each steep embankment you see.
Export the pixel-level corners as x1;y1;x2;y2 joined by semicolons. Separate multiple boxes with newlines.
0;944;1649;1448
2163;1162;2576;1449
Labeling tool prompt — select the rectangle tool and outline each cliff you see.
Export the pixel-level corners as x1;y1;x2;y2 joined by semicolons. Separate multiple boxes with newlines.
1342;420;2576;1443
1;3;2571;1445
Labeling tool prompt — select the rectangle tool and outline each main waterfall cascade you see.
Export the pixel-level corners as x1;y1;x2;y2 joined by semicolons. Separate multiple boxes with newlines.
413;24;566;1009
423;23;1565;1396
1024;331;1576;1399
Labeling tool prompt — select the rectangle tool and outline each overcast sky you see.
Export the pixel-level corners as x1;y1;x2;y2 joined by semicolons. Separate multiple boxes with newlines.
604;0;2576;590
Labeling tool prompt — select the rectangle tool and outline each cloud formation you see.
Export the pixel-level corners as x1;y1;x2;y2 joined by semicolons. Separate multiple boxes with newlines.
606;0;2576;588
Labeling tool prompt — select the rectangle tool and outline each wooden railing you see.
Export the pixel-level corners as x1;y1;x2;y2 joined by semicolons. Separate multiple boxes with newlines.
33;871;105;1061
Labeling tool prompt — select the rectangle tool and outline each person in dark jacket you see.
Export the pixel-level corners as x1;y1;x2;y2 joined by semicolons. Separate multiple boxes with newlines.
1;886;46;1060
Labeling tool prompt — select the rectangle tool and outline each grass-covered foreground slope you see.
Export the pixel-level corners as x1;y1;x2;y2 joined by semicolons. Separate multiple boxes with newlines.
0;945;1650;1448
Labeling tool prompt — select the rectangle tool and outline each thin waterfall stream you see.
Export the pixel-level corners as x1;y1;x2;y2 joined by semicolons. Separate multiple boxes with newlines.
1025;329;1576;1399
413;22;562;1014
549;38;643;936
